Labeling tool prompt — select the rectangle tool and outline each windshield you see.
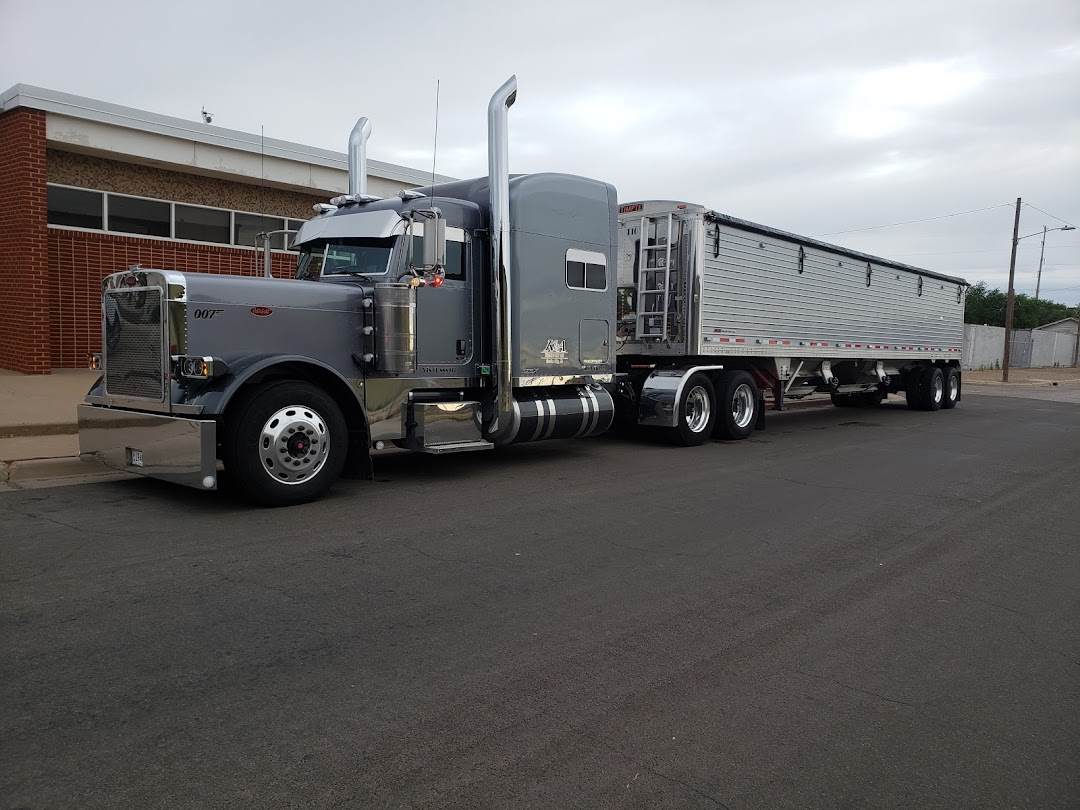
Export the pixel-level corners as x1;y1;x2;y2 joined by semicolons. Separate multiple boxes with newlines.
295;236;396;280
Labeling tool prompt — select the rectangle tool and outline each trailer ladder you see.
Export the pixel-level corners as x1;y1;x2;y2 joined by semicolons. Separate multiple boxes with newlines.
636;213;675;340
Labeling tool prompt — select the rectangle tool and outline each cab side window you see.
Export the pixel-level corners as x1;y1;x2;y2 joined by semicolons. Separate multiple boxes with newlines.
411;233;467;281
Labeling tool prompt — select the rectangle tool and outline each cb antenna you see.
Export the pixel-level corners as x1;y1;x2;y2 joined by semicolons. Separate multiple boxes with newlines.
429;79;440;206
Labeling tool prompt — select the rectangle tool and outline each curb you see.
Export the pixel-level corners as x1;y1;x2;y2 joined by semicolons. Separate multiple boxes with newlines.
0;423;79;439
0;454;121;485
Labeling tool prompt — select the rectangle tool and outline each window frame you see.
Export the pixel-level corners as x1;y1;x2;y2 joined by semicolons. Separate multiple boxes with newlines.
46;184;105;230
44;183;309;255
174;201;233;245
105;192;173;239
565;248;608;292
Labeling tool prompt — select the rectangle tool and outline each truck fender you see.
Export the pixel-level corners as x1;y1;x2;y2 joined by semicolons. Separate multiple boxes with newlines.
187;354;368;428
637;365;726;428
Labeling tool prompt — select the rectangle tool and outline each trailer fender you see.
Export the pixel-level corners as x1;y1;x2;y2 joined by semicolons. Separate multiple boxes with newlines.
637;365;726;428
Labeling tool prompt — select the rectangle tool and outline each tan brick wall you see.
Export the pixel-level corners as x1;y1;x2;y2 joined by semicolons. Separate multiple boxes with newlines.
0;109;51;374
47;149;327;219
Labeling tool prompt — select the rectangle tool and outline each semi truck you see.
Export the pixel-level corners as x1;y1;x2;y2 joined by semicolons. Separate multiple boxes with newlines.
78;76;967;506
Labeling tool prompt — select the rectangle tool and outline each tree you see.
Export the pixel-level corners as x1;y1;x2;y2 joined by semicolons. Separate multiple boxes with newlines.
964;282;1073;328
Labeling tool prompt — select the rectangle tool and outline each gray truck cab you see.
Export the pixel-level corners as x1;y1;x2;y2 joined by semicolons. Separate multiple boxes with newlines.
78;77;618;506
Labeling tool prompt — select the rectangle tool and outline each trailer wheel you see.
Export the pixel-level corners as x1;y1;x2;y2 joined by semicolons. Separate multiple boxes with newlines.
712;370;757;441
941;367;960;409
918;366;945;411
223;380;348;507
668;373;717;446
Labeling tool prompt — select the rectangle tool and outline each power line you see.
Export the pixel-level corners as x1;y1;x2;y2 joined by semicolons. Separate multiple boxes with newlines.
1021;202;1076;228
816;203;1014;237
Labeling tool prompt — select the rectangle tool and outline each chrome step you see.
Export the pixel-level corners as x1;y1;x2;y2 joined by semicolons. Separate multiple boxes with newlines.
422;440;495;455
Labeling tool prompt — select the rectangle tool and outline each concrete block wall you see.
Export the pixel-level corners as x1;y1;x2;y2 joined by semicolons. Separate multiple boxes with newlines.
963;324;1079;369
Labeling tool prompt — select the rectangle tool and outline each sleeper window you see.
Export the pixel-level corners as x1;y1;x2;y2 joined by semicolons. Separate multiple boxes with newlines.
565;249;607;291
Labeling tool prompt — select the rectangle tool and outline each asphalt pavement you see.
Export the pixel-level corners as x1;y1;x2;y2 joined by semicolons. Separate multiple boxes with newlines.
2;394;1078;809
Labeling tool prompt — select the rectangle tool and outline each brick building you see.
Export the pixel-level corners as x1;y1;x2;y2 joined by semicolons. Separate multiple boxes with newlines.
0;85;445;374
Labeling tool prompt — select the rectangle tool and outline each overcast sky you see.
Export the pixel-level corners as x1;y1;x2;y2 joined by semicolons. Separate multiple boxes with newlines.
3;0;1078;306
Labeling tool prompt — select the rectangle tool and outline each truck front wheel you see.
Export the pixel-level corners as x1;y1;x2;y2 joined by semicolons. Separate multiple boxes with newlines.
224;380;348;507
712;370;758;441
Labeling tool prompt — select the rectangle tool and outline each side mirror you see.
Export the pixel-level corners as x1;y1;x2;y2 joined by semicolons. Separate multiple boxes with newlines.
422;212;446;270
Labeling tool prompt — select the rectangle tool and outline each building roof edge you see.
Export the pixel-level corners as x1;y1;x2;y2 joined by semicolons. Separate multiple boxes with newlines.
1;83;452;186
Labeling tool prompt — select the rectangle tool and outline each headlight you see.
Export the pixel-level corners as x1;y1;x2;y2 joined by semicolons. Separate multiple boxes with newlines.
175;356;227;380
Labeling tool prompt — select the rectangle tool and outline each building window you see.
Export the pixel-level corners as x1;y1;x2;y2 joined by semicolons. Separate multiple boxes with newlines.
47;186;103;229
234;213;286;250
46;184;307;253
109;194;171;237
175;204;230;244
566;248;607;291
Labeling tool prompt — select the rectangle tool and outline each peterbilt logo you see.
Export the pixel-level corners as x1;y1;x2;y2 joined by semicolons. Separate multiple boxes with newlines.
250;307;273;317
193;309;224;319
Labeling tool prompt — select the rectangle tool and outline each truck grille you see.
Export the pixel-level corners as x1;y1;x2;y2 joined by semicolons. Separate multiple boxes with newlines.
104;288;165;401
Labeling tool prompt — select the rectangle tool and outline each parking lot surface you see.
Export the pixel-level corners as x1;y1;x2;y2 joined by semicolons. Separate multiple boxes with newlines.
2;394;1078;808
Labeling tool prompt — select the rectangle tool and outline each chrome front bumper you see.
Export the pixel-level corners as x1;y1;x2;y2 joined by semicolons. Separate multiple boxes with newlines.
77;404;218;490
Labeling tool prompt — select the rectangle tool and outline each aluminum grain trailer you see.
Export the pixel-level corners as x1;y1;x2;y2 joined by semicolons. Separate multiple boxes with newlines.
613;201;967;445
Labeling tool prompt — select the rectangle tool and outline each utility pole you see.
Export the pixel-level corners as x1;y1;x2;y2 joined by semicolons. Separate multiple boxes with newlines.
1074;305;1080;368
1002;197;1022;383
1034;225;1048;301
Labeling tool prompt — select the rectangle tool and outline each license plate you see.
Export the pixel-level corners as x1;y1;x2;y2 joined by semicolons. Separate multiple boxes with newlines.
129;448;144;467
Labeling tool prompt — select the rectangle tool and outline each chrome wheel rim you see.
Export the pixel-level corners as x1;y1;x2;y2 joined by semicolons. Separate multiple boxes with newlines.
732;383;755;428
948;374;959;401
932;374;944;403
259;405;330;486
685;386;711;433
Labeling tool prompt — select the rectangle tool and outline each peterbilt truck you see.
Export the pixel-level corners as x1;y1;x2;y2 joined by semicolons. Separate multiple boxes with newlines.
78;76;967;506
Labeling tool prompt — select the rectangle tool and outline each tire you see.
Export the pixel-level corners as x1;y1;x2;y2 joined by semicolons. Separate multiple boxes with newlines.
919;366;945;411
712;370;758;441
830;392;854;408
668;373;717;446
832;391;882;408
860;390;885;407
223;380;348;507
941;367;960;410
904;368;922;410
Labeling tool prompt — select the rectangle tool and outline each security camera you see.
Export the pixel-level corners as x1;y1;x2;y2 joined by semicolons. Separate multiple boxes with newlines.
201;107;213;124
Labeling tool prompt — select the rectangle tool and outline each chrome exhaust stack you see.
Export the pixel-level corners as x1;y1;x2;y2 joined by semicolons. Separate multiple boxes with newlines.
486;75;517;438
348;116;372;198
332;116;381;206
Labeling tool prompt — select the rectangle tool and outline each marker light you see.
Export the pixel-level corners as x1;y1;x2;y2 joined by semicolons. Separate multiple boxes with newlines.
88;353;102;371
